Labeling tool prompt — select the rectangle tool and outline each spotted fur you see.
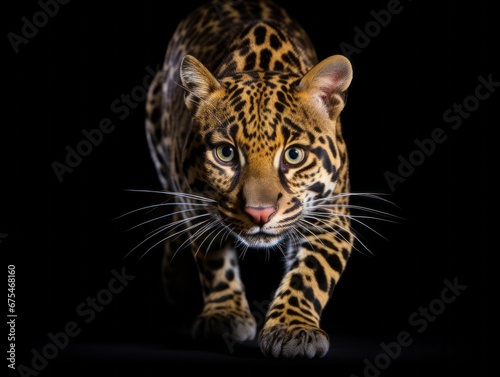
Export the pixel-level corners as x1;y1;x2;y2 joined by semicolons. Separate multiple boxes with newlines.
145;0;354;358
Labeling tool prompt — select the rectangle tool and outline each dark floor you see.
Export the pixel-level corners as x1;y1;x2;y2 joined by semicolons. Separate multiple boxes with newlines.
19;328;482;377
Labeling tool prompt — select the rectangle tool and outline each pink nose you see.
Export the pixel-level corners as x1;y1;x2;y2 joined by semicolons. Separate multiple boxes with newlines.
244;206;276;225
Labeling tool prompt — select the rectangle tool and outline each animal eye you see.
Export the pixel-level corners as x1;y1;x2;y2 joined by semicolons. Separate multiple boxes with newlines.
283;147;306;165
215;144;236;163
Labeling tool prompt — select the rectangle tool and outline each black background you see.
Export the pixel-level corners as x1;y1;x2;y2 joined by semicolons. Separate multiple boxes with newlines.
3;0;495;376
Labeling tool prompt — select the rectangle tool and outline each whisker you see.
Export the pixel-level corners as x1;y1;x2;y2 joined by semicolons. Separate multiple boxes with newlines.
218;226;232;250
296;219;326;247
115;191;215;224
143;212;211;237
303;214;373;256
277;238;290;259
204;225;230;254
304;204;376;255
123;188;217;203
125;207;207;231
140;218;212;262
333;211;390;241
301;190;402;256
235;231;250;259
180;220;219;256
307;192;400;212
285;227;303;248
312;204;403;222
169;220;217;261
124;213;211;260
307;209;399;228
289;224;314;249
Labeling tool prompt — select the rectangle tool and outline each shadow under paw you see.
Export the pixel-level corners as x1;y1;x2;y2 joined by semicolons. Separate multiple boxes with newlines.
259;325;329;358
192;311;257;345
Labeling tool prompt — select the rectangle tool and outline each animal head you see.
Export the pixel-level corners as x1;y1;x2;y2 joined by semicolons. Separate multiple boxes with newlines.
180;54;353;248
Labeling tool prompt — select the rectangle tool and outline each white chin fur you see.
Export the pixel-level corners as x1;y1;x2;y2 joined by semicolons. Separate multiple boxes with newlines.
236;233;283;249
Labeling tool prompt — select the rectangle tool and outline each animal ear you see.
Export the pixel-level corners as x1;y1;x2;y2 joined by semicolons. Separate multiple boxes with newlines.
180;55;222;111
296;55;353;118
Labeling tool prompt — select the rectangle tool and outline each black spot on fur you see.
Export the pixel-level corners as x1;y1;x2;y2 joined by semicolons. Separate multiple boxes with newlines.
274;61;284;71
326;136;337;159
275;102;285;113
277;90;287;104
213;282;229;292
288;296;299;307
254;26;267;45
234;100;245;112
308;182;325;193
311;146;335;174
290;273;304;291
211;294;233;303
270;33;282;50
245;52;257;70
225;269;235;281
260;48;272;70
304;255;327;292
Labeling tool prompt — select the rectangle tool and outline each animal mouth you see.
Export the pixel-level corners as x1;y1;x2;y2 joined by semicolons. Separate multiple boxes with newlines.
218;212;284;248
239;231;284;248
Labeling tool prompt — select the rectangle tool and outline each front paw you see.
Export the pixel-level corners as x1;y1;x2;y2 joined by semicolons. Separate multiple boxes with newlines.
258;324;329;358
192;310;257;343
